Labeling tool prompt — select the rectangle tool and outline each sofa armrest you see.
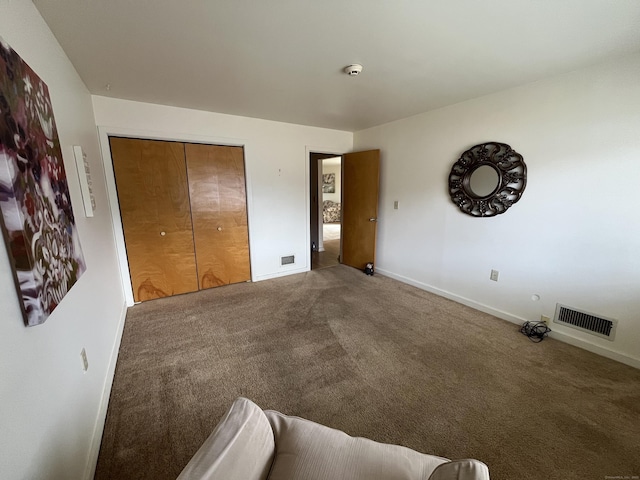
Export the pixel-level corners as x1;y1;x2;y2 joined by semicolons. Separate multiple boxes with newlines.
177;397;275;480
427;459;490;480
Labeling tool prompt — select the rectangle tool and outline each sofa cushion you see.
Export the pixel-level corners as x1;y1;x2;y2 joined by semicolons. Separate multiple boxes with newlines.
177;397;274;480
265;410;449;480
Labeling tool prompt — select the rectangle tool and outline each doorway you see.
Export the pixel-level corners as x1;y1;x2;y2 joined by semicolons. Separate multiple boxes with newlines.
310;153;342;270
309;149;380;271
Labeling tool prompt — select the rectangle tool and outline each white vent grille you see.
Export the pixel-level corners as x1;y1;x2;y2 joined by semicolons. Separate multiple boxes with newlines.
281;255;295;265
553;304;617;341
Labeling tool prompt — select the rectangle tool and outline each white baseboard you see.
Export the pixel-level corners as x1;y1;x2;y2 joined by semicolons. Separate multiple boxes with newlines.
254;265;309;282
376;268;640;370
83;301;128;480
544;331;640;369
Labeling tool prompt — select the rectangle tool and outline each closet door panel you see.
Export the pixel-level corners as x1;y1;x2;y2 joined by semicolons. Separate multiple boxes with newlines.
185;144;251;288
110;137;198;301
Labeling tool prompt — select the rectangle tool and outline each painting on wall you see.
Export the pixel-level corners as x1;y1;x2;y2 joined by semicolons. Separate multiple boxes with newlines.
0;38;86;326
322;173;335;193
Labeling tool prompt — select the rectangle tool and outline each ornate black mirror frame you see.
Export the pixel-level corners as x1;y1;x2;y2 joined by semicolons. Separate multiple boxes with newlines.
448;142;527;217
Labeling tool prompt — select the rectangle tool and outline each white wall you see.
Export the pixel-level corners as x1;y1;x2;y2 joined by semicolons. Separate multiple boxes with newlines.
354;54;640;367
0;2;126;479
91;96;353;299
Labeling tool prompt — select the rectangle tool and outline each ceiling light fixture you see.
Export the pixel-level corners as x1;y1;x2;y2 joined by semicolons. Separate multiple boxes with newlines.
344;64;363;76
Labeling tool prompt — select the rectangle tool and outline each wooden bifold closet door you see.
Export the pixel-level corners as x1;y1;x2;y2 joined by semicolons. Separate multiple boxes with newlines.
110;137;251;302
185;143;251;289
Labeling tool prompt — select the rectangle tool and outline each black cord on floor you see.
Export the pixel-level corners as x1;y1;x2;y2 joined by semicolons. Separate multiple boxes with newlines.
520;321;551;343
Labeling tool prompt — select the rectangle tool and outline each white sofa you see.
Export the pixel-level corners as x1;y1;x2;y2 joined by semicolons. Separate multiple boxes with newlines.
177;397;490;480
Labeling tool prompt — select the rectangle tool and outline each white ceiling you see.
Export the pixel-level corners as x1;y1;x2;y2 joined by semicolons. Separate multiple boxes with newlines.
34;0;640;132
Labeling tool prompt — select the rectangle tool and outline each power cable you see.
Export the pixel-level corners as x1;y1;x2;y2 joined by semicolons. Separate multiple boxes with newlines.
520;321;551;343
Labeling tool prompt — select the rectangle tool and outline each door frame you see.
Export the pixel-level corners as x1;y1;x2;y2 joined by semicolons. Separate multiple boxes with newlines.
305;146;345;272
98;126;254;306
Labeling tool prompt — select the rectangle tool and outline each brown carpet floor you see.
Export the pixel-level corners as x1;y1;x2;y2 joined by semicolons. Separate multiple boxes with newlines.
95;265;640;480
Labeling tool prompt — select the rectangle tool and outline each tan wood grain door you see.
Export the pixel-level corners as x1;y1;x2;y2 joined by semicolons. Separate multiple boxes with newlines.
110;137;198;302
341;149;380;270
185;143;251;288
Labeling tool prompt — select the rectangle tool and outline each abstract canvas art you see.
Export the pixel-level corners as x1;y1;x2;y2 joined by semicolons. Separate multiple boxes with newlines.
0;38;86;326
322;173;335;193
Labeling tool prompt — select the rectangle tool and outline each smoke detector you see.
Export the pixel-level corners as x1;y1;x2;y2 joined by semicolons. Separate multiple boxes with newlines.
344;64;363;76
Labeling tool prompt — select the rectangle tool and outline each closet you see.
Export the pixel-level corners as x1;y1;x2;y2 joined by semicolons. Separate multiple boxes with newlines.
110;137;251;302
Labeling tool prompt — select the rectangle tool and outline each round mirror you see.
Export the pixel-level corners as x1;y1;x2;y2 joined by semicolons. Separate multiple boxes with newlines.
448;142;527;217
469;165;499;197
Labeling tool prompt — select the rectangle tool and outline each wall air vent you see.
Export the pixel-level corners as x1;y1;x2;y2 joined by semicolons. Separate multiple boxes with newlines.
281;255;295;265
553;304;617;341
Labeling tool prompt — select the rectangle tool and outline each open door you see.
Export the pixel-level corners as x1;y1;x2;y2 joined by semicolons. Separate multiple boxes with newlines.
341;150;380;270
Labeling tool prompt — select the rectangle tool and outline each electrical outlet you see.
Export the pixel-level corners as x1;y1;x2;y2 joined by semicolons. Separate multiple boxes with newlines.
80;348;89;372
490;269;499;282
393;200;399;210
541;315;551;325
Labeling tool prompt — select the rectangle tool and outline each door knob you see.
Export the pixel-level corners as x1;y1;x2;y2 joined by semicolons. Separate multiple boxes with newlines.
369;218;377;222
160;231;166;236
217;226;223;231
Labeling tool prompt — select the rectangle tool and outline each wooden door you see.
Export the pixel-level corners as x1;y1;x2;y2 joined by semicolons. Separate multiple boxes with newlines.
110;137;198;302
341;150;380;270
185;144;251;288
